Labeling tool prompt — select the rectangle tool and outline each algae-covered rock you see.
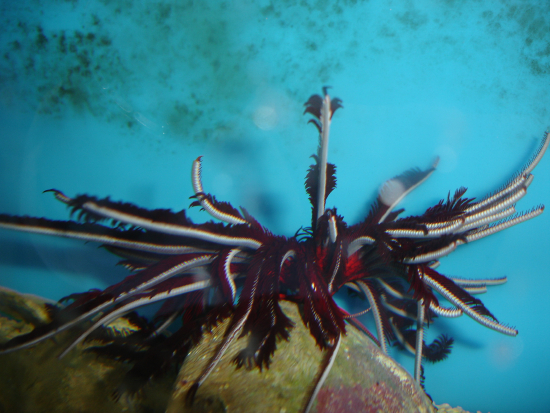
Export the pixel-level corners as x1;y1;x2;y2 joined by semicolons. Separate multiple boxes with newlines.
0;287;175;413
166;300;435;413
435;404;477;413
0;288;436;412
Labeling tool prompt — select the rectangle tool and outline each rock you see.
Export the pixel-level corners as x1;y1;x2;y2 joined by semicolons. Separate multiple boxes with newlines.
435;403;476;413
166;300;435;413
0;287;174;413
0;288;435;412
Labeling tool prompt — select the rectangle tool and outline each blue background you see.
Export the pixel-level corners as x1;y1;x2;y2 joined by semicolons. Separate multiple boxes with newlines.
0;1;549;412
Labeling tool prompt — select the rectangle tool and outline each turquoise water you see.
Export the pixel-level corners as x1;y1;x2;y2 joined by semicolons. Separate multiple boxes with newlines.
0;1;549;412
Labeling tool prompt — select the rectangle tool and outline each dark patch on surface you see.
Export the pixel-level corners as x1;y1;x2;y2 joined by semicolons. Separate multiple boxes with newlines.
379;25;396;38
35;26;48;49
394;10;428;30
0;0;547;146
0;1;357;144
305;41;318;51
168;101;204;132
260;2;276;18
0;14;125;118
156;3;172;22
528;58;549;76
484;3;550;77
